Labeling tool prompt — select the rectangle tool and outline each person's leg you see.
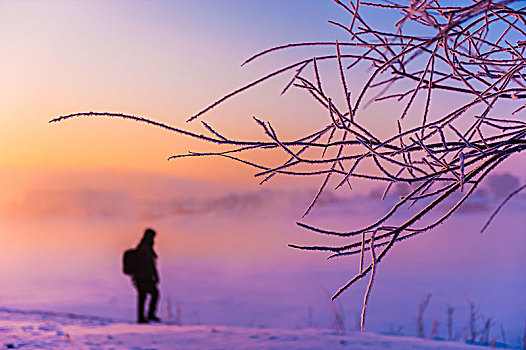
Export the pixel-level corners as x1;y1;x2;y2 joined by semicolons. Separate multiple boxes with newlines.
148;284;160;321
137;284;148;323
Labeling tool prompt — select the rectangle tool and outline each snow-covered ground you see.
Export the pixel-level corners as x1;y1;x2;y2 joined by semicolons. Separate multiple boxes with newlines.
0;309;492;350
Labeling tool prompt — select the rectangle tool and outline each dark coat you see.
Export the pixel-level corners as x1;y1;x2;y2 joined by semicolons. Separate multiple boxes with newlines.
133;243;159;285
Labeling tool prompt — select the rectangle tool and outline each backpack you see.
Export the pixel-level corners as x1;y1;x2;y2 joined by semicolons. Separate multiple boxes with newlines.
122;248;139;275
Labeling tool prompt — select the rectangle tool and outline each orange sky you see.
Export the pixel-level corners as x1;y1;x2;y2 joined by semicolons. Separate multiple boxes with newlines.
0;1;358;201
2;0;524;204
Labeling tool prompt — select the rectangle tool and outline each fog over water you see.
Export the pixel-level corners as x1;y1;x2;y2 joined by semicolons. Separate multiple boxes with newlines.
1;172;525;344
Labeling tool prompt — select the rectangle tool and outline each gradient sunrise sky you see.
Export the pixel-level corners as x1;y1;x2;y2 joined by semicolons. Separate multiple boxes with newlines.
0;1;355;199
3;0;525;201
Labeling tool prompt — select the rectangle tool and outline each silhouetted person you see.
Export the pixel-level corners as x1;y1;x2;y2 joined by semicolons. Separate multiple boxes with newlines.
133;228;160;323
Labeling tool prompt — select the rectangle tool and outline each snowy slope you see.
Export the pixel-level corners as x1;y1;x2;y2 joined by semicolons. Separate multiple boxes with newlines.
0;309;492;350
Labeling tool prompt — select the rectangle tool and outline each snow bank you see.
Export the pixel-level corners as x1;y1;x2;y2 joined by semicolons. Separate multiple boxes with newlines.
0;310;490;350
